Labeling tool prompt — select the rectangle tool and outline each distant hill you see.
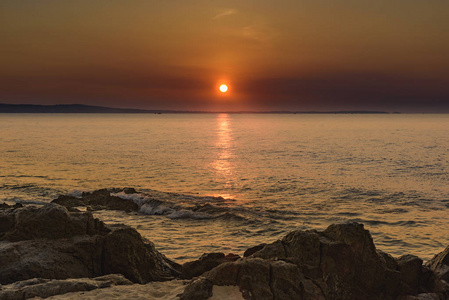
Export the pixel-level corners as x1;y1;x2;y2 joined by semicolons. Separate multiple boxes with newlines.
0;104;162;113
0;103;393;114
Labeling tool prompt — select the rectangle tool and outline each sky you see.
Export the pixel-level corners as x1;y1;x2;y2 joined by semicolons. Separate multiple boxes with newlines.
1;0;449;112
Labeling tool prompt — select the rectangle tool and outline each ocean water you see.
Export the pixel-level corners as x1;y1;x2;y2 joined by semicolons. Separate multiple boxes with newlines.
1;113;448;262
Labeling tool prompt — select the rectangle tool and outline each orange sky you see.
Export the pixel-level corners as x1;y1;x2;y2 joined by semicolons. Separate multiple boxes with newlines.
1;1;449;112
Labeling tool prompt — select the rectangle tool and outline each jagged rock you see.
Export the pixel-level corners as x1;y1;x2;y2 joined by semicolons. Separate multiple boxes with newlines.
0;204;109;242
398;254;423;295
0;203;23;210
0;203;179;284
207;258;272;299
51;195;87;209
0;274;132;300
270;260;325;300
182;223;445;300
179;277;213;300
427;245;449;282
0;204;23;238
123;187;137;194
181;253;240;279
243;243;266;257
251;240;286;259
378;250;399;270
102;225;178;282
52;188;138;212
181;258;324;300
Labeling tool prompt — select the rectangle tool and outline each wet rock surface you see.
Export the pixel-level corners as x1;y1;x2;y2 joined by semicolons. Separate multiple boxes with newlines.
52;188;138;212
0;274;132;300
0;203;180;285
181;252;240;279
180;223;449;300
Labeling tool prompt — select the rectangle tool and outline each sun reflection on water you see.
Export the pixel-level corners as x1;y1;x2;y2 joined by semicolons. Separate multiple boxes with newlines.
212;113;234;185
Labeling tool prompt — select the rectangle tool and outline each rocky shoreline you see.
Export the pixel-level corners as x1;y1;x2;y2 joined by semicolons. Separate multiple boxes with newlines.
1;188;448;299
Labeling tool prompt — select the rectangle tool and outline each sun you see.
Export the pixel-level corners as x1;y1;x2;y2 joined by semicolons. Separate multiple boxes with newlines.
219;84;228;93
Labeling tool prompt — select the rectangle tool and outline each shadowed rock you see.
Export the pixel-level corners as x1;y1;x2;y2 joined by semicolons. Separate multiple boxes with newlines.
52;188;138;212
0;203;180;284
0;274;132;300
427;245;449;283
181;253;240;279
243;243;266;257
180;222;449;300
426;245;449;298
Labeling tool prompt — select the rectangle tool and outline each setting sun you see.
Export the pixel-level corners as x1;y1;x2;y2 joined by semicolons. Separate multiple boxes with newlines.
219;84;228;93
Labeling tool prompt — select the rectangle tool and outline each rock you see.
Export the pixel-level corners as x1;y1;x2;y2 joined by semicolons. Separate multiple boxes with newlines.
0;203;23;210
207;258;272;300
378;250;399;270
270;260;324;300
51;195;87;209
52;188;138;212
0;203;23;238
398;254;423;295
0;204;109;242
180;258;325;300
182;222;436;300
0;274;132;300
123;187;137;194
181;253;240;279
427;245;449;282
397;293;440;300
102;225;178;282
243;243;266;257
0;203;180;284
283;230;321;267
251;240;286;260
0;212;15;237
420;265;436;293
179;277;213;300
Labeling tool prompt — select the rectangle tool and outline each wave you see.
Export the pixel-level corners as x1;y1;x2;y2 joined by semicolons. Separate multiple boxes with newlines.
109;190;260;222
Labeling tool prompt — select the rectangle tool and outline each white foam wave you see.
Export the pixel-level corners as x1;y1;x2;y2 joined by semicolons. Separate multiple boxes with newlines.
166;209;213;220
111;192;147;206
139;203;174;215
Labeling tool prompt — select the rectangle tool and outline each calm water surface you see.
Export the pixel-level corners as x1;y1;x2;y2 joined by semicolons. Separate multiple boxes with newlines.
0;113;448;261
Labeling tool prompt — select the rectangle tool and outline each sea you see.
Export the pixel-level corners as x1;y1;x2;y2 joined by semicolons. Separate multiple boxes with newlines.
1;113;448;262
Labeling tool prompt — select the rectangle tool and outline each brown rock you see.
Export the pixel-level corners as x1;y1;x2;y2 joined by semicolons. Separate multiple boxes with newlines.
398;254;423;295
0;203;109;242
426;245;449;283
52;189;138;212
179;277;213;300
270;260;325;300
0;204;179;284
243;243;266;257
181;252;240;279
251;240;286;260
0;274;132;300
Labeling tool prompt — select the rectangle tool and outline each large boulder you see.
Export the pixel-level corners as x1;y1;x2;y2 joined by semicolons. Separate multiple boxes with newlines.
0;204;109;242
427;245;449;283
426;245;449;298
0;274;132;300
180;223;449;300
0;203;179;284
180;258;324;300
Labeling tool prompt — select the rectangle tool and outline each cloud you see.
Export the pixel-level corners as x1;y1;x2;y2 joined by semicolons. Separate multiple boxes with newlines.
241;24;274;42
213;8;237;20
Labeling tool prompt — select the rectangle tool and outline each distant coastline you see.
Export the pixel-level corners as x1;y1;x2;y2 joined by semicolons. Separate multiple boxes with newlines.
0;103;397;114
